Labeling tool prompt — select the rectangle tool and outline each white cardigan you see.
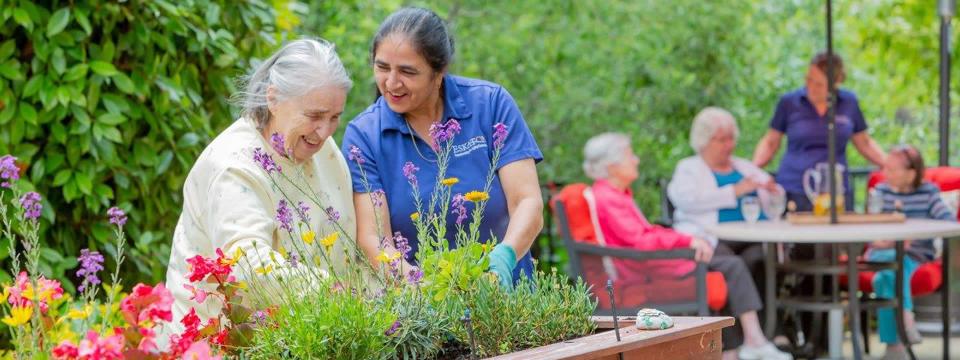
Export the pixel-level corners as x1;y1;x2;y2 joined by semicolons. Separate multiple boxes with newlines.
666;156;772;247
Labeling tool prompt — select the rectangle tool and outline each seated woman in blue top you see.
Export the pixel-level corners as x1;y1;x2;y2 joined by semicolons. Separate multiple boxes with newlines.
868;144;955;359
752;52;887;211
341;7;544;287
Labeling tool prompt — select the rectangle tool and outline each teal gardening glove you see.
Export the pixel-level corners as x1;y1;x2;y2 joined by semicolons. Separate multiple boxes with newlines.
487;243;517;289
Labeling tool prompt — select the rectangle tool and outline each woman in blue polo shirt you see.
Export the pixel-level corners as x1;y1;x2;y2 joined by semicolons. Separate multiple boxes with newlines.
752;52;886;211
341;7;543;287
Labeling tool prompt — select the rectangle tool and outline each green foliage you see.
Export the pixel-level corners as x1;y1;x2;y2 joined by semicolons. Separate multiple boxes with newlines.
246;289;397;360
0;1;282;286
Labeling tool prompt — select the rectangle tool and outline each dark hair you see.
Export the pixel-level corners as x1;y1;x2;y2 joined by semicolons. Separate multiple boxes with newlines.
370;8;453;100
371;7;454;71
811;51;845;82
891;144;925;189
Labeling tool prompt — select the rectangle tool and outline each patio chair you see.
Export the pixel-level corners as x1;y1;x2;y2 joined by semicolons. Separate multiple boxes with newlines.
551;183;727;317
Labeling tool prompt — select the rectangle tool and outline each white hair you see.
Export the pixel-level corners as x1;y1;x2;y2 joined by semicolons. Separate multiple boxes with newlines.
582;132;631;180
235;38;353;129
689;107;739;153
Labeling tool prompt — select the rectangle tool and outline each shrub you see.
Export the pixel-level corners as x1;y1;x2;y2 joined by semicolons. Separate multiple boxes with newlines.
0;0;283;287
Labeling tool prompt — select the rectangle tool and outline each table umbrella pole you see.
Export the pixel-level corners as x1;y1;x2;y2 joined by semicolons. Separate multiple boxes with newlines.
825;0;839;225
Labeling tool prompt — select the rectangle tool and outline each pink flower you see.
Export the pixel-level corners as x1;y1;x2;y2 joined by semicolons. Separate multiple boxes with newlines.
182;341;222;360
119;283;173;326
185;251;232;283
137;326;158;352
493;123;509;148
52;341;79;359
7;271;63;313
0;154;20;188
76;329;125;360
184;284;208;304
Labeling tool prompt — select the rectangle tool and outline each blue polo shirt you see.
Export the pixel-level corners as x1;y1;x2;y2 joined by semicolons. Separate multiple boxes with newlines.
770;88;868;194
341;74;543;282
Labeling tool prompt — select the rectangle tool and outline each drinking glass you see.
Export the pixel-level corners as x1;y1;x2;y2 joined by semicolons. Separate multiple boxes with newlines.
741;196;761;224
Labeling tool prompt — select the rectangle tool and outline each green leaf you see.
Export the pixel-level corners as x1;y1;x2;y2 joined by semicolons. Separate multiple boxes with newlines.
0;60;22;80
19;102;37;124
90;61;118;76
52;169;71;186
63;64;89;82
47;8;71;38
12;8;31;30
74;8;92;35
97;113;126;125
0;102;15;125
177;132;200;148
156;150;174;174
113;73;135;94
0;40;14;60
22;76;43;97
102;126;122;143
51;48;66;74
75;171;93;195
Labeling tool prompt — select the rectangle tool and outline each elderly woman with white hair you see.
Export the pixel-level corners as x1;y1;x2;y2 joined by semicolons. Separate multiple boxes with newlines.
667;107;781;285
165;39;356;332
584;132;791;360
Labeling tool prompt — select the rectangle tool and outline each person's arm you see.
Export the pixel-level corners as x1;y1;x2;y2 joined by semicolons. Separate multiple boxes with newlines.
667;160;739;213
353;192;394;266
752;129;783;168
850;132;887;167
496;158;543;261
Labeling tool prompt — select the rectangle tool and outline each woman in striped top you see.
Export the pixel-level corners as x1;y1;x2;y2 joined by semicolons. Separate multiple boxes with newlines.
867;144;955;360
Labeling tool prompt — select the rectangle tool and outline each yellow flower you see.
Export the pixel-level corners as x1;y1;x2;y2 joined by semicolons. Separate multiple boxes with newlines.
233;247;246;260
0;286;8;304
278;246;288;259
2;305;32;327
376;251;400;263
66;304;93;320
410;212;420;221
320;232;338;250
255;265;274;275
302;230;316;245
233;281;248;290
440;177;459;186
464;191;490;202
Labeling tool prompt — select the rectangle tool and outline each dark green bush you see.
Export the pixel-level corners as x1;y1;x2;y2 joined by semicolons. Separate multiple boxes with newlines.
0;0;282;287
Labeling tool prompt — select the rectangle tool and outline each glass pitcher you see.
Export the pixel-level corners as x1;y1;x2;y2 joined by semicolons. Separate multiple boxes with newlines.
802;162;845;216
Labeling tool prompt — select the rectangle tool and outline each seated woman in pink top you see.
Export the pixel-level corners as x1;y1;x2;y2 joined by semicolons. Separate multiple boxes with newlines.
583;132;791;360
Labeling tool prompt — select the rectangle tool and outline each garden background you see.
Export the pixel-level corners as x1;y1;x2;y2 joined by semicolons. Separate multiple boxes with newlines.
0;0;956;291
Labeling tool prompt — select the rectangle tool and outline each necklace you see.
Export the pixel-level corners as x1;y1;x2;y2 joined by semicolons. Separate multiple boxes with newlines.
405;119;437;163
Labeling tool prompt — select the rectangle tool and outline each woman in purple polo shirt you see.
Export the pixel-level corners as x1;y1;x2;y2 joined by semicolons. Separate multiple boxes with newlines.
753;52;886;211
341;7;543;287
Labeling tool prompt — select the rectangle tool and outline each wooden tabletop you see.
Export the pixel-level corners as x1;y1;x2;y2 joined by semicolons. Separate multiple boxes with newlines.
488;316;734;360
707;218;960;243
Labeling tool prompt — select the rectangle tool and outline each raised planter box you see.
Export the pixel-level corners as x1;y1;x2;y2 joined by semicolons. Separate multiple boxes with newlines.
489;316;734;360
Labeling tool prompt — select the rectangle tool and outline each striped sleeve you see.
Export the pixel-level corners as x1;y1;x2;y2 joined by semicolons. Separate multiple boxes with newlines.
929;194;956;221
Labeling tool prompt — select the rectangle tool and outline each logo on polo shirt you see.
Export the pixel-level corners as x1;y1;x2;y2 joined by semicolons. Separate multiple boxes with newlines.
836;115;850;125
453;136;488;157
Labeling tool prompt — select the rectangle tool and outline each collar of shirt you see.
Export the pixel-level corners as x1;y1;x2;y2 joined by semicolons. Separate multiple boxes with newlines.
380;74;474;135
797;86;852;109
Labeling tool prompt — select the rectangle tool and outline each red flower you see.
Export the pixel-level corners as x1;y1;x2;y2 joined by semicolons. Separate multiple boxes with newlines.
212;328;229;346
185;250;233;283
119;283;173;327
52;341;79;359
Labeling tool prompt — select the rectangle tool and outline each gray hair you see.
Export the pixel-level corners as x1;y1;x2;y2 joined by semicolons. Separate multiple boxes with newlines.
689;107;739;153
235;39;353;129
582;132;631;180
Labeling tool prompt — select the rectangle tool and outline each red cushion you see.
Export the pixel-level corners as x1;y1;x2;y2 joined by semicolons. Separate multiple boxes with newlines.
839;260;943;296
589;268;727;312
552;183;597;244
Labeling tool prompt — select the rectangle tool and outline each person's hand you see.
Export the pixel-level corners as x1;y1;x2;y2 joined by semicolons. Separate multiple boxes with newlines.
487;243;517;289
733;178;761;197
762;179;781;193
870;240;894;249
690;237;714;263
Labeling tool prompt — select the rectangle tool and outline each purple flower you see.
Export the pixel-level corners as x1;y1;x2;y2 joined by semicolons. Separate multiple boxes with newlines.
394;232;411;257
288;253;299;268
371;189;385;208
385;320;401;336
107;206;127;227
252;310;267;323
296;201;310;223
428;118;462;149
493;123;509;148
324;206;340;224
76;249;105;292
451;194;468;225
276;200;294;232
19;192;41;221
270;132;288;158
0;155;19;189
402;162;419;187
253;147;282;174
407;268;423;285
348;145;365;165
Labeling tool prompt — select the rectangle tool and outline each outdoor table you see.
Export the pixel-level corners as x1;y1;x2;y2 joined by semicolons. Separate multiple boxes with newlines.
708;218;960;360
